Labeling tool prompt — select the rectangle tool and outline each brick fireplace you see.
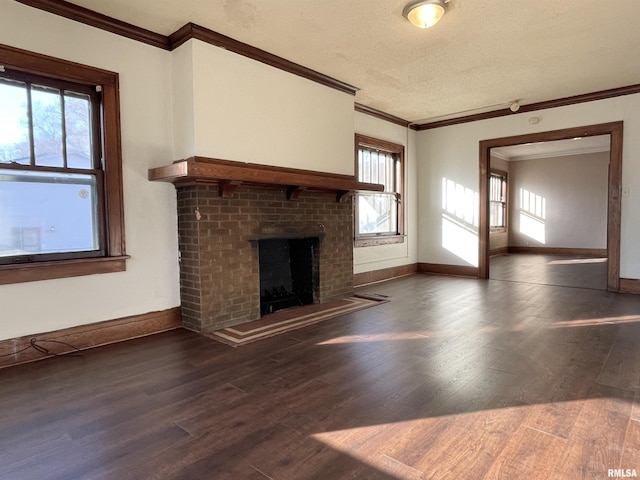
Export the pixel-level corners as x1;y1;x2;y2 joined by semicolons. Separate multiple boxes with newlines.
149;156;383;333
176;185;354;332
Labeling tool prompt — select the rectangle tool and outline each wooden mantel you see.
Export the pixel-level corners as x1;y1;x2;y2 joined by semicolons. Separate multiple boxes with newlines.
148;156;384;201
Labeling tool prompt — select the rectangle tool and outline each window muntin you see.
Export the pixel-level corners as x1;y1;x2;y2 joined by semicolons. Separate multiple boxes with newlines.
489;171;507;229
355;135;404;240
0;70;104;265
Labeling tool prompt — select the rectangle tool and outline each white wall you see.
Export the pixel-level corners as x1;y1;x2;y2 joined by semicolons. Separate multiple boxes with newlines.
508;152;609;249
189;40;355;175
0;3;179;340
417;95;640;279
172;41;196;160
353;112;418;274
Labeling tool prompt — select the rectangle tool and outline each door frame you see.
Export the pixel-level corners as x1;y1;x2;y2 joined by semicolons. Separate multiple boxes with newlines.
478;121;623;291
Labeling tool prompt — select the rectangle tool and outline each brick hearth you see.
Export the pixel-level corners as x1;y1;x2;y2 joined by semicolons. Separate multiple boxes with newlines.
177;185;354;332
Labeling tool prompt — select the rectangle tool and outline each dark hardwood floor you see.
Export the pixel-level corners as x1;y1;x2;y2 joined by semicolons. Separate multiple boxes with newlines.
1;273;639;479
490;253;608;290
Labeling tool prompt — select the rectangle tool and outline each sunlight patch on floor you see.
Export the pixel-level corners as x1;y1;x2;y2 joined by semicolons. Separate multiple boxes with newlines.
317;332;439;345
548;258;607;265
550;315;640;328
310;404;534;478
316;324;536;346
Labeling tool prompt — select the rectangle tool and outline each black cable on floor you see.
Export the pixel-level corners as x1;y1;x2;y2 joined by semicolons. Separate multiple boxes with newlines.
0;338;83;359
30;338;83;357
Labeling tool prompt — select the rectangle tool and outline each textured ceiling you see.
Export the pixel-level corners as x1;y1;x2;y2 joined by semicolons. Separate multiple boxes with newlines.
62;0;640;123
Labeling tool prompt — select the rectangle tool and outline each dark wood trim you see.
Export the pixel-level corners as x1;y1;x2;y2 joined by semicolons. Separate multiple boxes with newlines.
0;43;118;85
148;156;383;199
619;278;640;295
101;72;126;257
415;84;640;130
354;103;411;127
15;0;171;50
507;247;608;257
0;44;128;284
490;247;509;256
607;124;624;291
169;23;358;96
355;134;406;153
418;263;479;278
479;122;623;291
0;256;129;285
0;307;182;369
354;263;418;286
479;141;490;278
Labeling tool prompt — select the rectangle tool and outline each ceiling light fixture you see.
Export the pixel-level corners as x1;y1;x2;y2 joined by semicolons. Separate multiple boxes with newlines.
403;0;448;29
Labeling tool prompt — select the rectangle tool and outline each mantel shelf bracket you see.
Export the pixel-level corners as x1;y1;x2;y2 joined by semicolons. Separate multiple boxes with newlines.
336;190;353;203
219;180;243;198
286;186;307;200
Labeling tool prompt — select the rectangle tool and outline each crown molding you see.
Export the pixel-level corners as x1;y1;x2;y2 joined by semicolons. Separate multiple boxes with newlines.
170;23;358;96
15;1;358;95
354;103;411;127
415;84;640;130
15;0;171;49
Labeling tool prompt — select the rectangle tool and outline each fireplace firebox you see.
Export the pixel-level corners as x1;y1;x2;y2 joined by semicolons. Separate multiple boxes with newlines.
258;237;319;315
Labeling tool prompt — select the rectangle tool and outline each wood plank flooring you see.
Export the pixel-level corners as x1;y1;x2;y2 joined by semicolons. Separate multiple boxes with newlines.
1;273;639;479
490;253;608;290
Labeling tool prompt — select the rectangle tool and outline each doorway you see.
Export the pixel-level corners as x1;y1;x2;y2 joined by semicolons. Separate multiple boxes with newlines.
478;122;623;291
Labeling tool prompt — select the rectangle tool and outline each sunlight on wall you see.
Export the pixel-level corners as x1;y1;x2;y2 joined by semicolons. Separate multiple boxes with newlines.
442;216;478;266
441;178;479;266
442;178;478;226
519;188;546;244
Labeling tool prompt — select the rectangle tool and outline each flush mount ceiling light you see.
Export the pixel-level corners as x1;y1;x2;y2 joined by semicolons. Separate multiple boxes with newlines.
403;0;448;29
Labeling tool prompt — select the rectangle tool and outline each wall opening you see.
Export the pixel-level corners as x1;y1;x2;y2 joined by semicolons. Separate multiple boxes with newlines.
479;121;623;291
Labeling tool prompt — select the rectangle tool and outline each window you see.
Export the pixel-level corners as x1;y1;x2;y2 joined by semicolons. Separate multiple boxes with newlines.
489;170;507;229
0;44;126;284
355;134;404;246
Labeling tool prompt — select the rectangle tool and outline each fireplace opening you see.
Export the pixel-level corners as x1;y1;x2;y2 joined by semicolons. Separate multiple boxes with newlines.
258;237;319;315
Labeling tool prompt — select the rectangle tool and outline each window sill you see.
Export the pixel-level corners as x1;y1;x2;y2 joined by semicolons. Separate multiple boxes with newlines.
490;227;507;233
355;235;405;248
0;256;130;285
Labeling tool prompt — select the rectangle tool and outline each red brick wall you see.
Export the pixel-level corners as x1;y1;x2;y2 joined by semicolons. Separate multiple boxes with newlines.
177;185;354;332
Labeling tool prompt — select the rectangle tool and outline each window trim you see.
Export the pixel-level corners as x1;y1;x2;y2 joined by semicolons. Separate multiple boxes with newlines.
354;134;405;247
0;44;127;284
489;169;508;232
